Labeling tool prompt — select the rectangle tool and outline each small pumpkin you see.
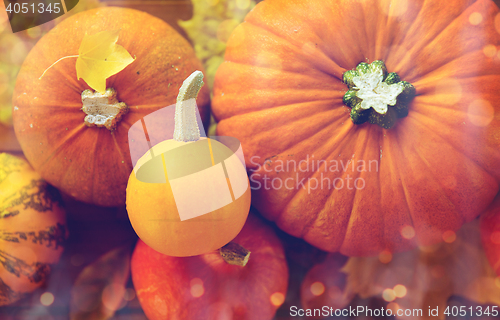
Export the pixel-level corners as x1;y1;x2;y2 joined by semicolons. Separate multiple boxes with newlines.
300;254;352;319
212;0;500;255
480;194;500;276
131;213;289;320
12;7;210;206
0;153;67;306
127;70;251;257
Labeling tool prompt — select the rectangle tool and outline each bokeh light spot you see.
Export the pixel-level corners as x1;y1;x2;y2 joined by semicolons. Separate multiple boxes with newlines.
190;278;205;298
27;27;42;39
387;302;401;314
310;281;325;296
494;13;500;33
495;277;500;288
379;250;392;264
40;292;54;306
401;225;415;239
467;99;494;127
442;230;456;243
469;12;483;25
483;44;497;58
393;284;407;298
382;288;396;302
270;292;285;307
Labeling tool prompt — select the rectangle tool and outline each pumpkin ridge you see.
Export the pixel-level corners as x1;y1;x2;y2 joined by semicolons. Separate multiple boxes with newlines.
261;114;351;175
386;129;417;246
218;88;342;118
89;128;101;204
410;53;488;87
338;127;384;252
110;128;130;168
405;110;500;183
398;114;495;222
250;105;346;149
378;0;425;64
391;0;479;77
416;73;500;95
279;125;361;239
220;99;341;123
35;123;87;173
381;130;416;250
33;103;83;110
410;135;465;221
236;21;344;80
245;23;345;82
400;0;494;81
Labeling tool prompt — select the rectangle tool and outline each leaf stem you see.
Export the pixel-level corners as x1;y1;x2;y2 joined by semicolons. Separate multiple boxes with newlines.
39;55;80;80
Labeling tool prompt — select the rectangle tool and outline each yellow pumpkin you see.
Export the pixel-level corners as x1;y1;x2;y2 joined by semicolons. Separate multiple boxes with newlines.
0;153;67;306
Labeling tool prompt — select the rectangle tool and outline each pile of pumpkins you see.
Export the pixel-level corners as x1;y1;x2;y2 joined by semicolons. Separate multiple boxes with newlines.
2;0;500;318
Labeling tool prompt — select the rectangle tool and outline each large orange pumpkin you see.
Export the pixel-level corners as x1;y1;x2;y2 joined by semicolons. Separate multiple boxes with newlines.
0;153;67;306
131;213;288;320
212;0;500;256
12;7;210;206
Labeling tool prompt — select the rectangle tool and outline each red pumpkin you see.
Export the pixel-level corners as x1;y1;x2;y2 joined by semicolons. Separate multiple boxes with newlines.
212;0;500;255
131;213;289;320
12;7;210;206
0;153;67;306
300;254;352;319
480;194;500;275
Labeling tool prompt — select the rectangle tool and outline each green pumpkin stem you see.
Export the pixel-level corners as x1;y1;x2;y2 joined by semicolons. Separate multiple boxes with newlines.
220;242;250;267
342;60;416;129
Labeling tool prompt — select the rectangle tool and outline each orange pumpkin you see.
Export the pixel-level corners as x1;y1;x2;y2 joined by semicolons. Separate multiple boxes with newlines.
212;0;500;256
12;7;210;206
131;213;288;320
0;153;67;306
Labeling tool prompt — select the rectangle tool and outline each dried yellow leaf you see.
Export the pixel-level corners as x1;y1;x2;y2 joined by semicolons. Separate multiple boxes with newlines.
76;29;135;94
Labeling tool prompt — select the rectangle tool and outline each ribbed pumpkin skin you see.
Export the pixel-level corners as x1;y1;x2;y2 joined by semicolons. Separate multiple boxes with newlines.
131;213;288;320
12;7;210;206
212;0;500;256
0;153;67;306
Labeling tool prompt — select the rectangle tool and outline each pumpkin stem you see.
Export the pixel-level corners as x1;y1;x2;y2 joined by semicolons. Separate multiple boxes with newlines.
81;88;129;131
219;242;251;266
173;71;204;142
342;60;416;129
